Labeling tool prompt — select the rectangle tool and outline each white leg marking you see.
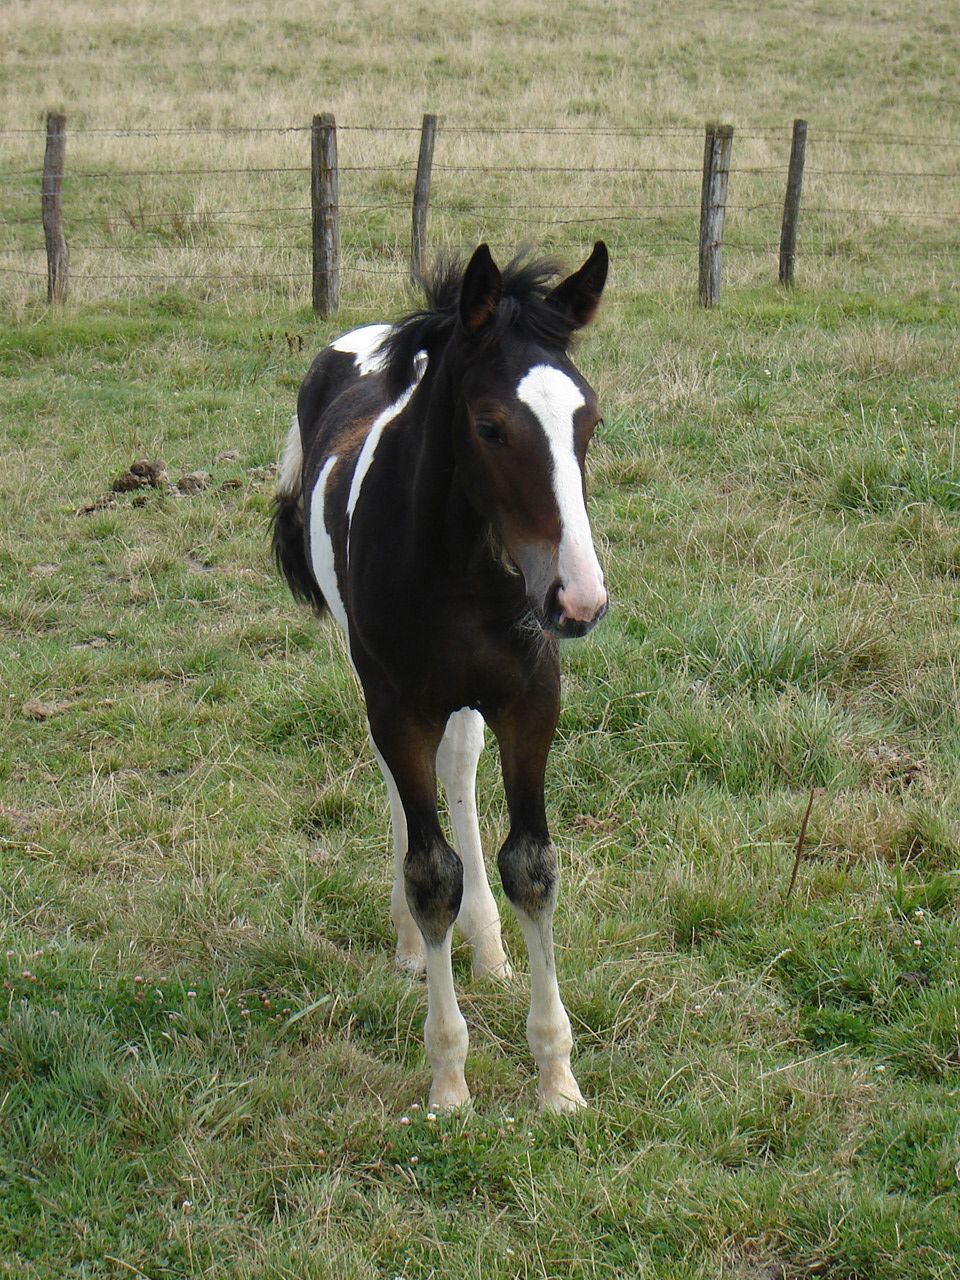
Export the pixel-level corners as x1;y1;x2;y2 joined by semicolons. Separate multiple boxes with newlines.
436;709;510;980
370;740;424;974
423;929;470;1111
515;903;584;1113
277;413;303;498
516;364;606;622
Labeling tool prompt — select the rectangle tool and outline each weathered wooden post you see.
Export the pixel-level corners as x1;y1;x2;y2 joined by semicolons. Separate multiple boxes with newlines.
698;122;733;307
410;113;437;284
42;111;69;304
779;118;807;286
311;113;339;317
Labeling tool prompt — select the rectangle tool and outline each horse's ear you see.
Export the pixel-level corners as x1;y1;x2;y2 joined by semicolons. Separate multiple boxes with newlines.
547;241;608;330
459;244;502;335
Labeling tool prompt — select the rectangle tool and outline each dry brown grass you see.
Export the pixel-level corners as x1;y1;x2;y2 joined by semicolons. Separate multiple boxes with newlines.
1;0;959;311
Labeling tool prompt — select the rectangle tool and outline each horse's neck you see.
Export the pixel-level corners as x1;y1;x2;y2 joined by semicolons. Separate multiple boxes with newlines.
408;359;485;573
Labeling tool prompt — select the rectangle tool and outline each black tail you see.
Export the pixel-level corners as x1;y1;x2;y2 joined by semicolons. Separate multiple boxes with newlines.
270;492;327;615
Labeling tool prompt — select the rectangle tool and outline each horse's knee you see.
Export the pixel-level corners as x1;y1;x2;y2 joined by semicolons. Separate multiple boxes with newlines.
404;839;463;945
497;835;557;918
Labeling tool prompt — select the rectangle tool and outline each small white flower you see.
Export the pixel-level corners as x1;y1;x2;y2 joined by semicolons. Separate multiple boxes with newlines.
914;908;925;919
875;1064;886;1073
426;1112;437;1122
913;939;922;948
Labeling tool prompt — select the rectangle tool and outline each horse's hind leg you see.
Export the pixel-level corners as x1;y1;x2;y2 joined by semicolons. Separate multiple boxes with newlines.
371;739;425;974
436;709;511;980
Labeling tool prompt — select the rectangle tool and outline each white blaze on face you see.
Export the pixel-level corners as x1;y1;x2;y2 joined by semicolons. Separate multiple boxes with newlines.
331;323;392;376
515;365;606;623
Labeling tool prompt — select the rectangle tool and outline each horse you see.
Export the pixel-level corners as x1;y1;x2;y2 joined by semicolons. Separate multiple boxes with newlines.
272;242;609;1112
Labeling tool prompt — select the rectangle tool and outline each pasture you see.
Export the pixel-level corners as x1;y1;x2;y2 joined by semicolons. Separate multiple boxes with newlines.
2;1;960;1276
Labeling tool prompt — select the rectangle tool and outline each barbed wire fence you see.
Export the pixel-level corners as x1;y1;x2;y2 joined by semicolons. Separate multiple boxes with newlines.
2;114;958;310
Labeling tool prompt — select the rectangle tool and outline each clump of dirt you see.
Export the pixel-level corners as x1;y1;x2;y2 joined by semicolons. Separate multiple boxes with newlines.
246;462;278;484
21;698;71;720
77;493;117;516
176;470;210;495
80;455;254;515
863;741;925;790
112;459;168;492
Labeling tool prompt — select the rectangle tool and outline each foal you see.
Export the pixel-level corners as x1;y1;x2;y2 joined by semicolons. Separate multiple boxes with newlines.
273;243;609;1111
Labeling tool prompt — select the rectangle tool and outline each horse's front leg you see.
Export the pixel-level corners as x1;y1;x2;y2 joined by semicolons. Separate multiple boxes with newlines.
489;681;585;1113
367;703;470;1111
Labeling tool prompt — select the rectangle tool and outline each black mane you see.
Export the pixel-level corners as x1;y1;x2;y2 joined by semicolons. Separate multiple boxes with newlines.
378;251;575;397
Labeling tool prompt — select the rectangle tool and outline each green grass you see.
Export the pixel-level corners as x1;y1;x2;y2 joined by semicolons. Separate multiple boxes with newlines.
2;283;959;1278
2;2;960;1270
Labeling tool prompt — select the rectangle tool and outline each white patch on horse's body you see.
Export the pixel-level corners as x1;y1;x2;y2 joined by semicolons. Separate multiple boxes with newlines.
308;456;349;634
331;323;392;376
345;353;428;549
516;365;606;622
277;414;303;498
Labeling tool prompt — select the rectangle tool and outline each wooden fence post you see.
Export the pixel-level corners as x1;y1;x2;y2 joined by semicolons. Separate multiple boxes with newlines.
410;113;437;284
698;122;733;307
779;118;807;286
42;111;68;304
311;113;339;317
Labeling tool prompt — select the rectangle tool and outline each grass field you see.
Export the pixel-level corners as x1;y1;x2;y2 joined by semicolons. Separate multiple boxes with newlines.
2;2;960;1277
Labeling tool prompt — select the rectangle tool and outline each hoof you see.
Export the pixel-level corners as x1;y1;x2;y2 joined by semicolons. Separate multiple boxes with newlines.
395;947;426;976
537;1064;586;1114
539;1085;587;1115
429;1079;471;1113
458;914;510;982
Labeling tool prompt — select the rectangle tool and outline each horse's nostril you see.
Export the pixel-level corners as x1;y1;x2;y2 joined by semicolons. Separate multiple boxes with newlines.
544;582;564;626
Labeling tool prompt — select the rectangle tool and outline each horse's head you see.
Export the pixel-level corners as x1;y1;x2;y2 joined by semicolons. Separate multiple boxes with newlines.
451;242;609;639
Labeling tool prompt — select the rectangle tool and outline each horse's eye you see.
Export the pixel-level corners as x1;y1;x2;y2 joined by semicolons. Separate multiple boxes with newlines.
476;419;507;447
